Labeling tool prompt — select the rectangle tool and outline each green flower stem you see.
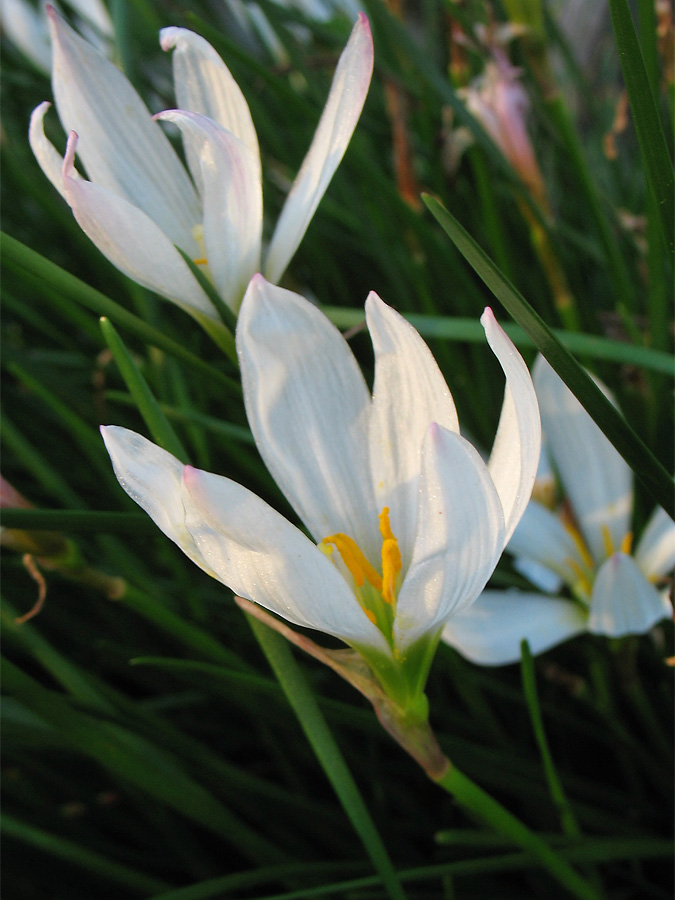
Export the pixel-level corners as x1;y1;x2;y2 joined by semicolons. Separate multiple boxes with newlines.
246;614;408;900
520;641;581;838
432;765;604;900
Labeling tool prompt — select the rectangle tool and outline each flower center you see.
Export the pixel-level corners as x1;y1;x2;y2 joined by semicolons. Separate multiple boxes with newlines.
321;507;402;641
561;516;633;603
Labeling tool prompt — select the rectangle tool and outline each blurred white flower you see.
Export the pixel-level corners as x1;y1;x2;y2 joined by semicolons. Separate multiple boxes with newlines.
102;281;540;708
29;10;373;329
444;356;674;665
2;0;112;74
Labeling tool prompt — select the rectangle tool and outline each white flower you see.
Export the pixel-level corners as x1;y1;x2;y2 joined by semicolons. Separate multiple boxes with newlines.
444;355;674;666
102;279;540;708
29;10;373;325
2;0;112;74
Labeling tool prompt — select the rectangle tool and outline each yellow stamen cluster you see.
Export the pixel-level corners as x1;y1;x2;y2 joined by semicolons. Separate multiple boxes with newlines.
322;507;402;634
561;518;634;602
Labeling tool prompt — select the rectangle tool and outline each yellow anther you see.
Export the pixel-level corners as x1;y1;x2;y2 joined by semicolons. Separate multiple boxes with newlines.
601;524;615;558
193;257;208;266
364;608;377;624
563;520;594;571
322;533;382;591
381;539;401;605
620;531;633;555
565;557;593;598
379;507;395;541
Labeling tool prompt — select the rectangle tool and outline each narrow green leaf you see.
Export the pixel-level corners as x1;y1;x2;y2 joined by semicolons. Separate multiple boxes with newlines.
1;233;240;394
423;195;675;518
0;509;153;533
145;838;672;900
175;247;238;335
2;814;168;895
520;641;581;838
246;616;408;900
3;659;286;865
435;766;602;900
322;308;675;375
100;317;189;463
5;362;119;484
608;0;674;251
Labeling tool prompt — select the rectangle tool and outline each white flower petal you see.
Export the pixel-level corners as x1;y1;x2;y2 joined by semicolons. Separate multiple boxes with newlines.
62;133;218;320
182;465;390;654
443;590;588;666
160;26;261;184
1;0;52;74
237;276;377;554
29;102;74;200
263;13;373;283
394;425;506;651
513;556;564;594
509;500;586;588
588;553;673;636
100;426;213;575
533;355;632;564
482;308;541;543
49;9;199;247
634;506;675;580
366;292;459;565
157;110;262;312
67;0;114;38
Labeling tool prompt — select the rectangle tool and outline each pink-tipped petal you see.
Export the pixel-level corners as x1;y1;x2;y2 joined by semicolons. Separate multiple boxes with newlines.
49;9;199;246
263;14;373;283
482;308;541;543
182;465;390;653
29;102;72;199
160;26;261;184
62;134;217;320
100;426;214;576
157;110;262;312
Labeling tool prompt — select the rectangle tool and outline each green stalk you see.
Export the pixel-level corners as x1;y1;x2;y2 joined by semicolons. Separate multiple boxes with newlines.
433;766;604;900
246;616;408;900
520;642;582;838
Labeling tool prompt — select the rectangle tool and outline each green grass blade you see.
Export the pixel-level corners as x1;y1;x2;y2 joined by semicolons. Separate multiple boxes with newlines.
246;616;408;900
2;815;168;895
520;641;581;838
608;0;674;252
3;658;286;865
422;194;675;518
0;509;153;532
100;317;189;463
1;233;240;394
322;308;675;375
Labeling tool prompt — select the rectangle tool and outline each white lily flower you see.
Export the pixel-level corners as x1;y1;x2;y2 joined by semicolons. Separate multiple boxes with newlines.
29;10;373;327
444;355;674;666
102;280;540;710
